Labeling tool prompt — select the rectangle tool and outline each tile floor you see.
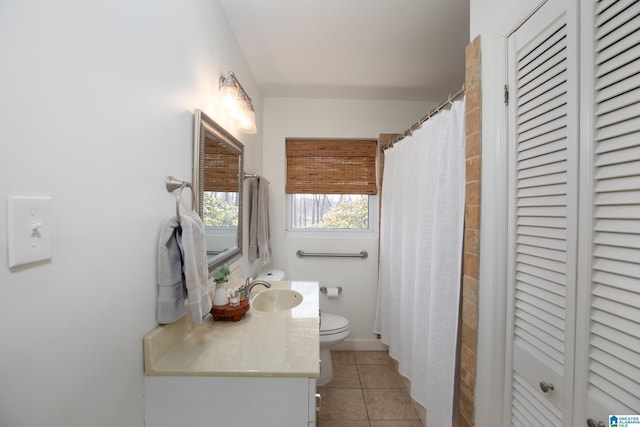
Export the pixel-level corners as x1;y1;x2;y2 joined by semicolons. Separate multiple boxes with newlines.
317;350;424;427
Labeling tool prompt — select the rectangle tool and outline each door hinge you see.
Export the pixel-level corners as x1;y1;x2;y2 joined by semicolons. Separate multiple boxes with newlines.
504;84;509;106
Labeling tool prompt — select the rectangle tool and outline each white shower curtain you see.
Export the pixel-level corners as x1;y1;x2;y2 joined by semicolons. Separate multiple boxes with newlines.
374;98;466;426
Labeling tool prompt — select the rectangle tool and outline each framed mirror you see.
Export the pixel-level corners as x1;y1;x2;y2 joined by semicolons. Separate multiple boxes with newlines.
193;109;244;273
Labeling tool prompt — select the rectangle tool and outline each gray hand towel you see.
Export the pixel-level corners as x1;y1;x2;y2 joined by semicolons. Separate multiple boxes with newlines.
156;212;212;325
176;211;212;325
156;217;186;324
257;177;272;265
248;177;272;265
248;177;259;261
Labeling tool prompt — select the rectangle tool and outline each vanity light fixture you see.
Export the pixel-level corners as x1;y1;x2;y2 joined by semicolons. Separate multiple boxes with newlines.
219;71;257;134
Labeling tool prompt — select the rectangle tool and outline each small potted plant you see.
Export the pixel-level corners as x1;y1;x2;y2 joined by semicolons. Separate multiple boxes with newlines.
213;264;231;284
211;264;231;306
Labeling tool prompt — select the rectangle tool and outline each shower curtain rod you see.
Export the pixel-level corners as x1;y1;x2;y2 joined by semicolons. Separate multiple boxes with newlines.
384;84;466;150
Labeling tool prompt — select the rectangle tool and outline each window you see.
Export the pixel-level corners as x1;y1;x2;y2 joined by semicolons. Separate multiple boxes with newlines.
290;193;371;229
202;191;238;227
286;138;377;231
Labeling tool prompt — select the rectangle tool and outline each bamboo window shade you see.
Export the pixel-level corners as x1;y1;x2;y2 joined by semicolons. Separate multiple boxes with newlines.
203;135;240;192
286;138;377;195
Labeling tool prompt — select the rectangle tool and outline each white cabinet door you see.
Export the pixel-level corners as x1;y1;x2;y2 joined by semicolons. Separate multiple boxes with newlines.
506;0;640;425
506;0;579;424
574;1;640;425
145;376;315;427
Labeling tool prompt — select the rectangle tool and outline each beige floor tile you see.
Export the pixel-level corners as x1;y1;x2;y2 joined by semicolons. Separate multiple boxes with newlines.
331;350;357;365
363;389;419;420
412;401;427;427
326;365;361;388
369;421;423;427
319;351;425;426
354;351;392;365
317;388;369;421
318;420;371;427
358;364;405;389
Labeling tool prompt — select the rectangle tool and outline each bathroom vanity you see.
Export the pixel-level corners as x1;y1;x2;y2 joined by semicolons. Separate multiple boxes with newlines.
143;281;320;427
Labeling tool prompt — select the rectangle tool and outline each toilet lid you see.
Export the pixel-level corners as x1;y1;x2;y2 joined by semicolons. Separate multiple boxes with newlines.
320;313;350;334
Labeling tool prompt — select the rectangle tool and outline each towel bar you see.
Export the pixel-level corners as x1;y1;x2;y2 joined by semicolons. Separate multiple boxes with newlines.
243;172;258;180
296;250;368;259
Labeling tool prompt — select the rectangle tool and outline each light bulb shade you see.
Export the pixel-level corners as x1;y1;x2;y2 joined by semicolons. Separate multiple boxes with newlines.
219;71;257;134
239;105;257;134
221;85;239;109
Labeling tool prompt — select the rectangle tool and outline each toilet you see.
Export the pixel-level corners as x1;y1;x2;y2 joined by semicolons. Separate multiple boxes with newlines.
255;269;286;281
255;268;350;386
319;312;350;386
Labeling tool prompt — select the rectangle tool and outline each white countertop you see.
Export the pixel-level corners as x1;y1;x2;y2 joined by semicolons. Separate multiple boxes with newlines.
143;281;320;378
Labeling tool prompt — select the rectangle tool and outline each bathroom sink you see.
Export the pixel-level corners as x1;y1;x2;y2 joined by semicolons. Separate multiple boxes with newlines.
251;289;303;312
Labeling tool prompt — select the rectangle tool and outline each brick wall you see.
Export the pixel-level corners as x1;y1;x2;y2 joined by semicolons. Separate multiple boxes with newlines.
459;36;481;427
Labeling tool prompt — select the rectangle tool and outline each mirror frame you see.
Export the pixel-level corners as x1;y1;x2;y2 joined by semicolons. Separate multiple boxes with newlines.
193;108;244;273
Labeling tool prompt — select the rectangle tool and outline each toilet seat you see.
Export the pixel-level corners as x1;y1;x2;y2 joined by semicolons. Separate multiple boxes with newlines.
320;312;350;335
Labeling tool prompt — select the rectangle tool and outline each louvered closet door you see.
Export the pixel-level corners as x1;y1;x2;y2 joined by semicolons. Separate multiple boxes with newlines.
575;1;640;424
506;0;578;425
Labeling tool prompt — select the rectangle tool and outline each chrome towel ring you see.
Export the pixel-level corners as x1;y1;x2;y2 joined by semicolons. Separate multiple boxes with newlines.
165;176;196;222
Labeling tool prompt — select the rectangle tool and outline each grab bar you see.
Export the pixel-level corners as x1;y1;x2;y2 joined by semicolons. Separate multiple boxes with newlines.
296;250;368;259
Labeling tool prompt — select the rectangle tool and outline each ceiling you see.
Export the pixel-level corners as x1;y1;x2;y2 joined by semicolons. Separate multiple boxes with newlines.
218;0;470;102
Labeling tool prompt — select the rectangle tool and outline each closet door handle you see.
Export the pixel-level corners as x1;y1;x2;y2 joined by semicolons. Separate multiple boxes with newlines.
586;418;605;427
539;381;554;393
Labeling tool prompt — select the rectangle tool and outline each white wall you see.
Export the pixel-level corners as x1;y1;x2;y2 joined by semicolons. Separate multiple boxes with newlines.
470;0;543;40
262;97;434;344
0;1;261;426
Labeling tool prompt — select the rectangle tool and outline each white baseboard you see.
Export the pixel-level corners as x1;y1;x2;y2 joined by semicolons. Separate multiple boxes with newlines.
332;338;387;351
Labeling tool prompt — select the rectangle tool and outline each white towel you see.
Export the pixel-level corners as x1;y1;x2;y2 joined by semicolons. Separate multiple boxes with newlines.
248;177;271;265
156;211;212;325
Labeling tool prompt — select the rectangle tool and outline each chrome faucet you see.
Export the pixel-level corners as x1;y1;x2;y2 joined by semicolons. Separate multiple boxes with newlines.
236;277;271;299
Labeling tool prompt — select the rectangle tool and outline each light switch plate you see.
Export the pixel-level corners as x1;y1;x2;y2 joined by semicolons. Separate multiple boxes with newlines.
7;196;52;268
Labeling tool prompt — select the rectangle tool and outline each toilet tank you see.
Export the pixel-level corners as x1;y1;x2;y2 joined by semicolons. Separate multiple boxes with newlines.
255;269;285;281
